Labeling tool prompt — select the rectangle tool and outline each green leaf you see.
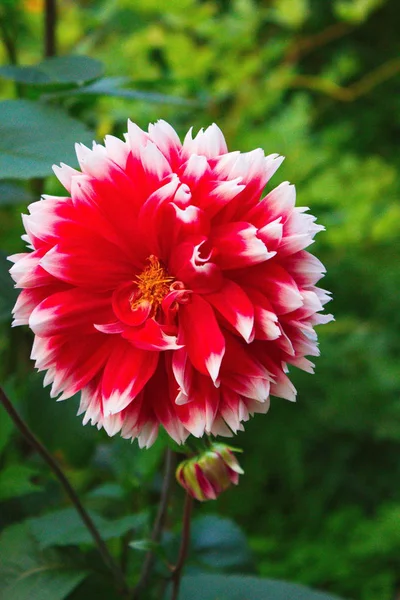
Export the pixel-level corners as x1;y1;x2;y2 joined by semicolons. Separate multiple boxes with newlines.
0;464;41;501
0;56;103;86
0;100;94;180
0;523;88;600
175;574;346;600
334;0;384;23
28;507;147;548
129;539;157;552
130;539;169;563
0;182;33;206
45;76;199;106
190;516;253;572
0;250;17;323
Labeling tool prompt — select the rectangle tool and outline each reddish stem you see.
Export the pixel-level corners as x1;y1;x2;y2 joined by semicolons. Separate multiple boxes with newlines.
171;492;194;600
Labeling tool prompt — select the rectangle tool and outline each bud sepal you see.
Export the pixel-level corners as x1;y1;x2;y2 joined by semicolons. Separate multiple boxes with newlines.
176;443;244;502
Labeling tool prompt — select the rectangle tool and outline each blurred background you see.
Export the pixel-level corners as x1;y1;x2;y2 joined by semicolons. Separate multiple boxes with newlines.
0;1;399;599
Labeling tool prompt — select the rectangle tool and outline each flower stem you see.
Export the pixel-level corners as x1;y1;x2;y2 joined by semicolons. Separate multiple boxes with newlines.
171;492;194;600
0;386;130;597
131;447;175;599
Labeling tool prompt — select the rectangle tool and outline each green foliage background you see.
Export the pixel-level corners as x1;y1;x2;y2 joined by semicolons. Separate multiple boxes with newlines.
0;0;399;599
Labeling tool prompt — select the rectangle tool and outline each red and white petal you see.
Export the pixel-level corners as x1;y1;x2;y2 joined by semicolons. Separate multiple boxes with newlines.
40;242;134;292
12;284;70;327
243;287;281;341
206;279;254;343
169;238;223;293
49;334;112;400
102;338;159;416
10;249;57;288
245;181;296;227
29;288;112;337
175;373;220;436
179;294;225;385
172;348;194;397
239;263;303;314
52;162;80;193
257;218;283;252
104;135;130;169
280;250;326;287
183;124;228;159
145;360;188;444
122;319;182;351
148;120;182;168
211;222;274;270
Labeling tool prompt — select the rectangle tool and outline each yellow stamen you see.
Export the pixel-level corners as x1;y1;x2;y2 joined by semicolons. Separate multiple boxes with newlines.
131;255;174;314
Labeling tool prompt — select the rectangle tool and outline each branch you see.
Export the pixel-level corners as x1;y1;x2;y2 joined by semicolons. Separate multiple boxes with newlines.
0;386;130;597
284;22;353;65
289;58;400;102
44;0;57;57
131;447;175;599
170;492;193;600
0;18;18;65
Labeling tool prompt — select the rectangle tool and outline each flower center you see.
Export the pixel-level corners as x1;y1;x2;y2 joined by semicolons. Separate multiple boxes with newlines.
131;255;174;315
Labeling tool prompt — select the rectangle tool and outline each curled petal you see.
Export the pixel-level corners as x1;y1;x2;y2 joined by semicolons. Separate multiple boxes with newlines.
211;222;275;270
122;319;182;351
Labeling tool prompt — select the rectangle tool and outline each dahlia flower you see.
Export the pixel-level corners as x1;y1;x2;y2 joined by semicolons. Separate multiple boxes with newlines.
9;121;332;448
176;443;243;502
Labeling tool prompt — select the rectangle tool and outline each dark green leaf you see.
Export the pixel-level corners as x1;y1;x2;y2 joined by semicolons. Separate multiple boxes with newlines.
106;435;165;487
0;100;94;180
29;507;147;548
0;56;103;86
0;250;17;323
0;182;33;206
0;464;41;501
190;516;253;572
18;375;97;467
86;483;125;500
175;574;346;600
0;523;88;600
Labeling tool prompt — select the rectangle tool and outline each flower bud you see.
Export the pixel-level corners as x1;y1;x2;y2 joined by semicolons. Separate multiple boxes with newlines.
176;443;244;501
